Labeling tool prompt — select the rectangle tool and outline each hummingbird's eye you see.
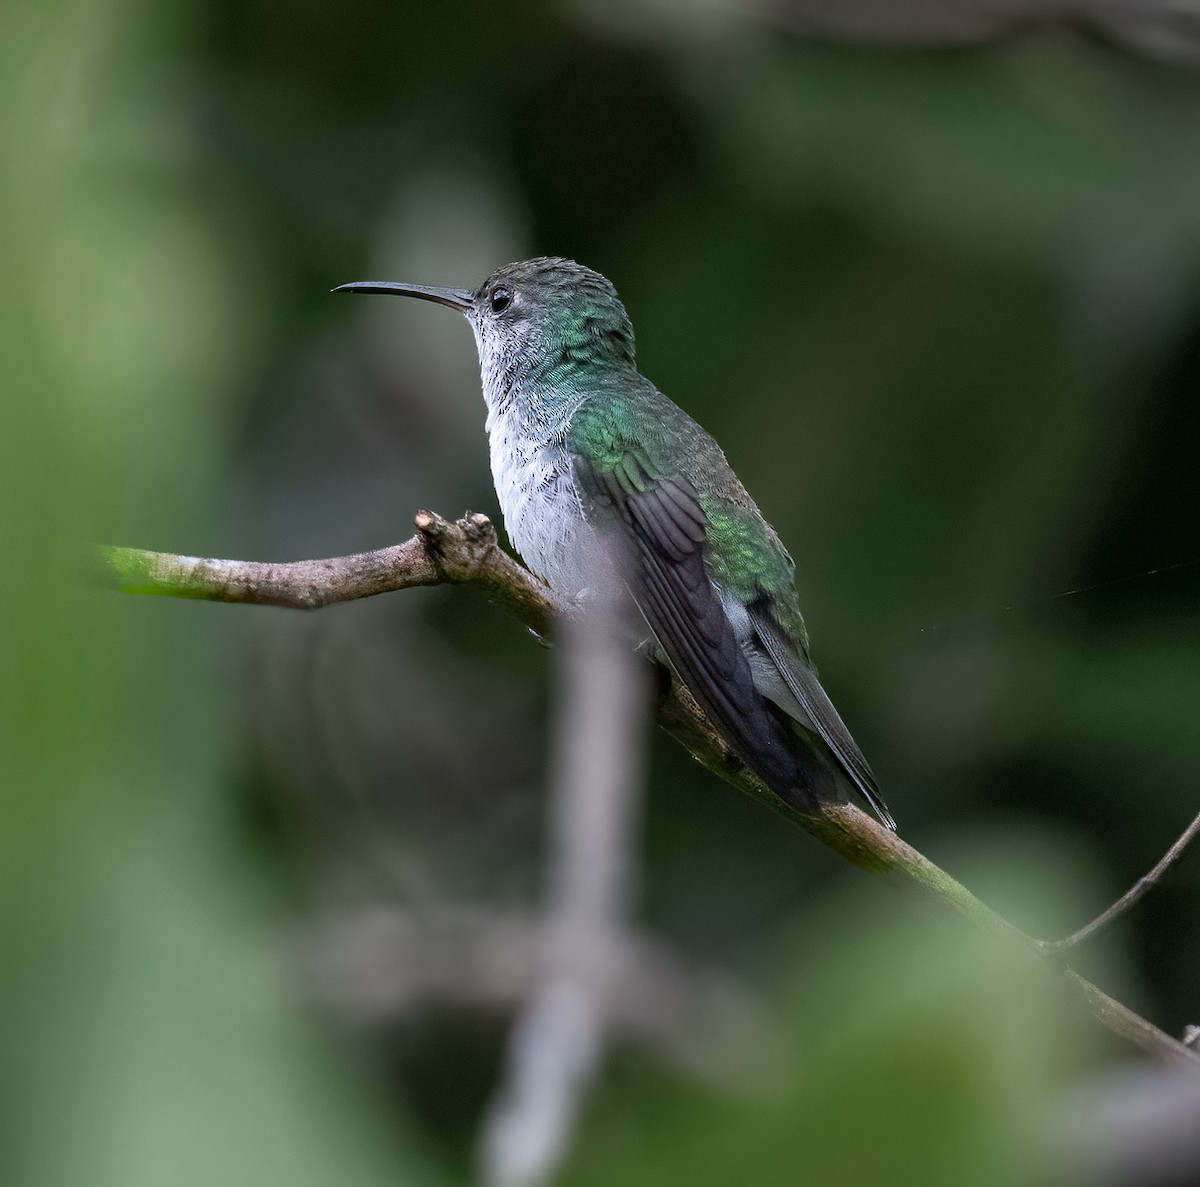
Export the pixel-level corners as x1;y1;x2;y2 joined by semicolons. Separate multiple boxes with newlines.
489;285;513;314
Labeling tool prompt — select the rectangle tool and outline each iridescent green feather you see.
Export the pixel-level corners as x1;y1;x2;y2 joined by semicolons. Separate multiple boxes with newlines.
569;386;809;646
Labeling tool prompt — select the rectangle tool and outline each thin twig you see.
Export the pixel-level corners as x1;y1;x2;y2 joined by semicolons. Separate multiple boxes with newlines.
99;513;1200;1070
1045;808;1200;952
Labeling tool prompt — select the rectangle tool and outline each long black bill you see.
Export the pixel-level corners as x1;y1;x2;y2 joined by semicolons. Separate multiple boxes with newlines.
332;280;473;311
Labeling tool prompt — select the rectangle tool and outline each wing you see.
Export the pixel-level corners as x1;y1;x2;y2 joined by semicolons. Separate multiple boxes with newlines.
749;603;897;830
574;448;829;815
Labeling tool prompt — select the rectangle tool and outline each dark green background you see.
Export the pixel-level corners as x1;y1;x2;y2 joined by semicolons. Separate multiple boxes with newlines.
3;1;1197;1183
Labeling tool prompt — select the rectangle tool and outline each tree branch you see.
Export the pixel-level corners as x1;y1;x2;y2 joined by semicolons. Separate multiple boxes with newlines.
101;510;561;631
100;511;1200;1071
480;541;649;1187
1045;807;1200;953
313;906;769;1086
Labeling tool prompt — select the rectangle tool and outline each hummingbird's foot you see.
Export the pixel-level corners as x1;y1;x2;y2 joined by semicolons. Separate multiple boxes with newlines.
633;635;658;660
527;626;553;649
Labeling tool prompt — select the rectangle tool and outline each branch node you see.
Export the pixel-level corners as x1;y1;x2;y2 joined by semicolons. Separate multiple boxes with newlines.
463;511;501;560
414;510;501;584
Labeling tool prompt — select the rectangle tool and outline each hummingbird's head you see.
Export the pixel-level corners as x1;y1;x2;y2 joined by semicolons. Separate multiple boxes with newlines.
335;257;637;405
466;257;636;376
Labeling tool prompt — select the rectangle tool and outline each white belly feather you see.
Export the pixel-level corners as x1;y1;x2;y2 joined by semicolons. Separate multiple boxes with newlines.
486;406;593;600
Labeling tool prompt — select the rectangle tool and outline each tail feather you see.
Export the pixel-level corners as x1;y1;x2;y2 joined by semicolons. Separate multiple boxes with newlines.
749;601;897;831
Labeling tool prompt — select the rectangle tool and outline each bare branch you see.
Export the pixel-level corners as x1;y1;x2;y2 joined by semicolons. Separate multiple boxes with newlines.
313;906;770;1085
99;514;1200;1071
1059;1062;1200;1187
1046;808;1200;953
101;510;564;632
481;541;649;1187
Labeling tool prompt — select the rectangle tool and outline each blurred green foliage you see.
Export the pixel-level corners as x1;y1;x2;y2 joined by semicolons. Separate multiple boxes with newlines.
3;0;1198;1183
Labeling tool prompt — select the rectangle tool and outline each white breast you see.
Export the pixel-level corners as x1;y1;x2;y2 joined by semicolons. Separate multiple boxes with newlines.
486;404;592;600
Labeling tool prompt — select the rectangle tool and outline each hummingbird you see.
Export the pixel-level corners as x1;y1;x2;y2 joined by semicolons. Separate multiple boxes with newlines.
335;257;895;830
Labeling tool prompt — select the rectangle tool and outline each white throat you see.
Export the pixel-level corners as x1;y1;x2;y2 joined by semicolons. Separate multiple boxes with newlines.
470;320;591;597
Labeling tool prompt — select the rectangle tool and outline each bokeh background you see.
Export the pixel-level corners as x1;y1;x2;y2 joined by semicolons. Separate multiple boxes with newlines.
4;1;1200;1183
